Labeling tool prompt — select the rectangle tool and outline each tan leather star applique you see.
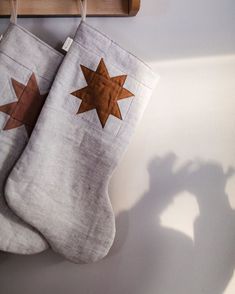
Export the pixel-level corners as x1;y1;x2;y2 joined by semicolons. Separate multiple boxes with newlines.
0;73;47;136
71;58;134;128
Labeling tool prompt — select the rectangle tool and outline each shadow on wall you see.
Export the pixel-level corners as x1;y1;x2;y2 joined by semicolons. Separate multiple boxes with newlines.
107;153;235;294
0;153;235;294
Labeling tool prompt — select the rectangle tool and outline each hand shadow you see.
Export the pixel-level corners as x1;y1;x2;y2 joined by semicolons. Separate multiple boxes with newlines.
94;154;235;294
186;161;235;294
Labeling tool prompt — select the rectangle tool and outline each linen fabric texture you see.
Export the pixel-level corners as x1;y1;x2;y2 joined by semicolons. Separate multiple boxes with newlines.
0;23;63;254
5;21;159;262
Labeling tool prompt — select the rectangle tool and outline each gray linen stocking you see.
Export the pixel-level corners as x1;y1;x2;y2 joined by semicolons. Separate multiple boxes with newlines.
0;22;63;253
5;21;159;262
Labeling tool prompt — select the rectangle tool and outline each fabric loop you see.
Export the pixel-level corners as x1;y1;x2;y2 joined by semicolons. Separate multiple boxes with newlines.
10;0;18;24
78;0;87;22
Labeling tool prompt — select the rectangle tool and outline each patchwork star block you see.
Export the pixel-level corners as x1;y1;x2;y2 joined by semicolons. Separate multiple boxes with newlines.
71;58;134;127
0;73;47;136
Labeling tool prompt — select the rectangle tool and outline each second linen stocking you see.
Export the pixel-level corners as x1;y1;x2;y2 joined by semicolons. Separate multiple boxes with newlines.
5;20;159;262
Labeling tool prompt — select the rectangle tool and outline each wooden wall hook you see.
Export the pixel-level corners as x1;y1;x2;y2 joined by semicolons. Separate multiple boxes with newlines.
0;0;140;17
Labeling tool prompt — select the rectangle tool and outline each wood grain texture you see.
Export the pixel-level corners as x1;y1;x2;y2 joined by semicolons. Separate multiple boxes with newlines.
0;0;140;17
129;0;140;16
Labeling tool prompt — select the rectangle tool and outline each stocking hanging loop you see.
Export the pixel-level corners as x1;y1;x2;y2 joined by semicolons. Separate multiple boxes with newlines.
78;0;87;22
10;0;18;24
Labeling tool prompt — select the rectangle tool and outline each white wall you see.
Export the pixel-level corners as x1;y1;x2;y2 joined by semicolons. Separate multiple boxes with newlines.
0;1;235;294
0;0;234;61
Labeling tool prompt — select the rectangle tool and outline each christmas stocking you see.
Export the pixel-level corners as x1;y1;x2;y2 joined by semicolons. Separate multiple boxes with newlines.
0;1;63;254
5;17;159;262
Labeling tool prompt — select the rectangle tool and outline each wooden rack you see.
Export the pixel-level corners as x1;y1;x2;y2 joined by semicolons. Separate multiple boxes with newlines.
0;0;140;17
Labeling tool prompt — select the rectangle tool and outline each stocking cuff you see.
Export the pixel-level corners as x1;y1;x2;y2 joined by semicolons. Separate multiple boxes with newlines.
74;21;159;89
0;23;63;81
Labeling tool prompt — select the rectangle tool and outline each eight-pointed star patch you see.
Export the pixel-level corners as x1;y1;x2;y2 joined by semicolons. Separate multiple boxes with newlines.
0;73;48;136
71;58;134;128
